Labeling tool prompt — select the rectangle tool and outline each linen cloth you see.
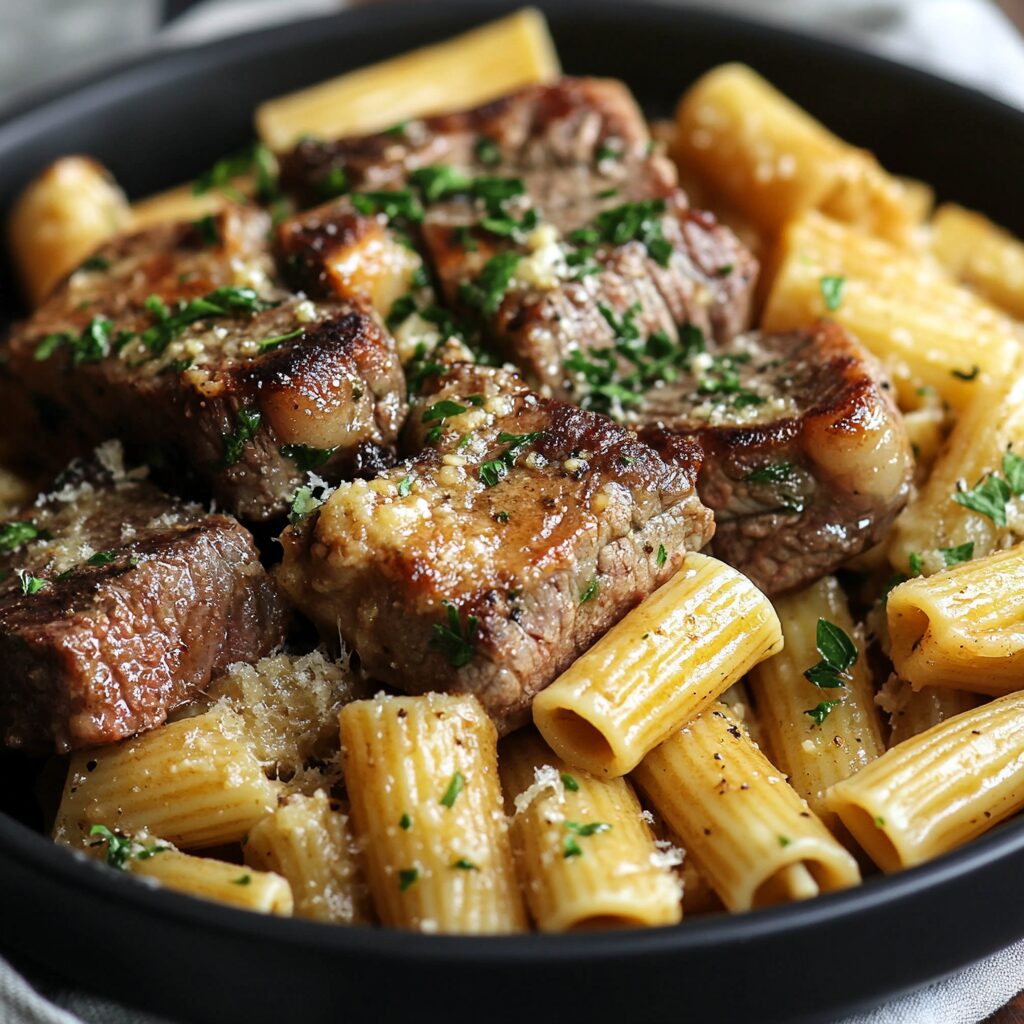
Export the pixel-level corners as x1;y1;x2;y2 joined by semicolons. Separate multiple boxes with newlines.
3;1;1024;1022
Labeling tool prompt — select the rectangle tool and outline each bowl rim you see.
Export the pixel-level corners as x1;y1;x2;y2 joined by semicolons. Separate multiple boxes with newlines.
3;0;1024;966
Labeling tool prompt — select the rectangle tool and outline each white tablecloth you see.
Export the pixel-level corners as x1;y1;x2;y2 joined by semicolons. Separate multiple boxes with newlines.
3;2;1024;1022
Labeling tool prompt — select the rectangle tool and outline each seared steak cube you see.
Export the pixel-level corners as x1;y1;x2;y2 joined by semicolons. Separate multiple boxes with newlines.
3;205;406;519
639;322;913;595
277;361;713;730
0;445;288;753
279;77;757;395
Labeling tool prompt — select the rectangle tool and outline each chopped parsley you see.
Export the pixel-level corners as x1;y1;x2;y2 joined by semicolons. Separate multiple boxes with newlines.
258;327;303;352
560;772;580;792
34;317;119;366
16;569;47;595
383;120;409;137
397;475;413;497
579;577;600;604
951;365;980;382
79;254;110;272
431;600;478;668
279;443;336;471
474;137;502;166
656;544;668;567
819;275;845;312
940;542;974;567
399;813;412;830
563;835;583;859
0;522;40;551
459;251;520;315
803;618;858;689
351;189;425;223
571;199;672;266
440;774;467;815
564;821;612;836
908;552;924;576
220;407;261;468
1003;449;1024;496
398;867;419;891
288;485;321;525
317;166;348;199
86;551;116;566
88;824;168;870
232;874;252;886
192;214;220;247
479;430;544;487
192;142;278;203
778;835;792;848
422;399;468;443
386;293;418;330
954;473;1011;527
452;858;478;870
804;700;840;726
744;461;805;514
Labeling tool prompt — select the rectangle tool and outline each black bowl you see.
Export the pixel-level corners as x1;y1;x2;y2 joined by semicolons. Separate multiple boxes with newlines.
3;3;1024;1022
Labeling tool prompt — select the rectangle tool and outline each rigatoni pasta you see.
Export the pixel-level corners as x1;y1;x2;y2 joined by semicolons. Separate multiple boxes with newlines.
339;693;527;933
827;692;1024;870
500;730;682;931
533;553;783;777
747;576;885;829
888;543;1024;694
632;707;861;911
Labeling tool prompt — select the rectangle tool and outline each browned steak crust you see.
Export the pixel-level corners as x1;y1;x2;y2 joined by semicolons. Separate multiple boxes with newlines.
277;361;713;730
0;448;288;753
3;206;406;519
279;77;757;394
639;321;913;594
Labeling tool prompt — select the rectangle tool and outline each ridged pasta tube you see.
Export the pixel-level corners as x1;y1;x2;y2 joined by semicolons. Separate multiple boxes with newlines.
500;730;682;931
826;692;1024;871
632;707;861;911
339;693;526;933
533;553;783;777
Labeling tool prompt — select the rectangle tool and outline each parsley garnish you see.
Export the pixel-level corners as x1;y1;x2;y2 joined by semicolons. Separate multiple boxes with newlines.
397;475;413;497
459;251;520;315
656;544;668;567
386;294;418;330
288;485;321;525
422;399;468;423
232;874;252;886
193;142;278;203
34;317;116;365
479;430;544;487
383;120;408;136
279;444;336;471
474;137;502;166
87;551;115;566
88;824;167;870
452;858;478;870
820;275;845;312
399;813;411;830
16;569;47;595
79;254;110;272
398;867;418;891
318;166;348;199
563;820;611;855
954;473;1011;527
778;835;792;848
744;461;805;513
221;407;261;468
563;836;583;859
580;577;599;604
192;214;220;247
351;189;425;223
258;327;303;352
573;199;672;266
804;700;840;725
431;600;478;668
803;618;858;689
0;522;40;551
560;773;579;792
1003;449;1024;495
940;542;974;566
908;552;924;576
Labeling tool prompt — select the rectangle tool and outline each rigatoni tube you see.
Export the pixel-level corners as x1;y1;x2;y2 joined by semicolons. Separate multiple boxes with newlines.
632;707;861;911
53;707;282;850
826;692;1024;871
244;790;370;924
533;553;783;777
500;730;682;931
888;542;1024;694
747;576;885;829
339;693;526;933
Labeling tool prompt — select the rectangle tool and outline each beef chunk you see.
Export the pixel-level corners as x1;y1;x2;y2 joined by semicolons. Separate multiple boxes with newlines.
639;322;913;594
277;362;713;730
3;205;406;519
279;77;757;394
0;446;288;752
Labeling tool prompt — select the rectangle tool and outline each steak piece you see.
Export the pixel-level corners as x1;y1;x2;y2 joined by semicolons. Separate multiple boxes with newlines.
279;77;757;394
638;321;913;595
277;361;713;730
3;205;406;519
0;445;289;753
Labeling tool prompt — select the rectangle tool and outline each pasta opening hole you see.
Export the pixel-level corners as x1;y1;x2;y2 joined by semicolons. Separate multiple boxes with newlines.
834;804;902;873
543;709;615;773
752;860;819;908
